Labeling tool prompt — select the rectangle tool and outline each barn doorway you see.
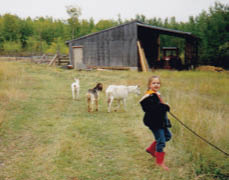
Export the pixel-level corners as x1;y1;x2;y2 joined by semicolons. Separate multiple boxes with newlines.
137;26;160;68
137;24;199;70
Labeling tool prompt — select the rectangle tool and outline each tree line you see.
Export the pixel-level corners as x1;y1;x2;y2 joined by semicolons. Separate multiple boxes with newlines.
0;2;228;68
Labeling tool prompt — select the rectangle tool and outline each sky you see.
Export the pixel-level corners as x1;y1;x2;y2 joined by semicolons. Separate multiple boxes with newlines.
0;0;228;22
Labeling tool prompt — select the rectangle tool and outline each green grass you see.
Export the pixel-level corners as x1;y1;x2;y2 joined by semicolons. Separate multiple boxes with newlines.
0;61;229;180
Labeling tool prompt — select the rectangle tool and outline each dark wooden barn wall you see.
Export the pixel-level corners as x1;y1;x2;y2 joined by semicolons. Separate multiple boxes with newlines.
185;38;198;67
71;23;138;67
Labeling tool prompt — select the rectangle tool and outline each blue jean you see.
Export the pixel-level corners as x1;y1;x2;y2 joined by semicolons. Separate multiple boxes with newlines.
150;127;172;152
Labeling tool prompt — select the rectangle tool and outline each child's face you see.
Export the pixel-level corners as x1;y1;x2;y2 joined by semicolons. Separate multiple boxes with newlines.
149;78;160;92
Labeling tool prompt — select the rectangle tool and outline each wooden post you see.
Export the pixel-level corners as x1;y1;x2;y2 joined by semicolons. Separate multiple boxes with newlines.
157;35;160;61
137;41;149;72
48;54;58;66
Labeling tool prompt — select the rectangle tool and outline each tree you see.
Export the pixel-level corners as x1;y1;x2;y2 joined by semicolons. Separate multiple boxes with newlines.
218;42;229;68
3;41;21;55
26;36;48;55
45;37;68;55
117;14;123;25
66;5;82;39
19;17;34;48
195;2;229;65
95;20;117;32
0;17;4;51
135;14;146;23
1;14;20;41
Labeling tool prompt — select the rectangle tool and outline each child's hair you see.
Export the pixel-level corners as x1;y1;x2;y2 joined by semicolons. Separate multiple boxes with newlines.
147;75;160;90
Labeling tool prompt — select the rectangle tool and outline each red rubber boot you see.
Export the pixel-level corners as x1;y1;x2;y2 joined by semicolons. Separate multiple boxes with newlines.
146;141;156;157
155;152;169;171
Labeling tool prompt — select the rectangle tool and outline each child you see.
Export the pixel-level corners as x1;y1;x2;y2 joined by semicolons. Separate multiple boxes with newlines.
139;76;172;170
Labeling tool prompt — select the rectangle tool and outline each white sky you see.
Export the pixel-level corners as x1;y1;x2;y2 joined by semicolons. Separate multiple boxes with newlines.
0;0;228;22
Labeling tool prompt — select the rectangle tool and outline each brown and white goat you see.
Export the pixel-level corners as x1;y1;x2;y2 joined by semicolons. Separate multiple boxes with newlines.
87;83;103;112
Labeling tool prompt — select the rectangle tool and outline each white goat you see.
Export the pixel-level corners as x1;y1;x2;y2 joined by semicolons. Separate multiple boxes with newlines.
106;85;141;112
71;78;80;100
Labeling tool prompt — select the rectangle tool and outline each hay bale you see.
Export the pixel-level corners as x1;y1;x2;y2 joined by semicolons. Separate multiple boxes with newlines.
196;66;224;72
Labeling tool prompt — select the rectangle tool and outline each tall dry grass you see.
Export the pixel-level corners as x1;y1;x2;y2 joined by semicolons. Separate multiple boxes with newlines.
159;70;229;179
0;63;26;128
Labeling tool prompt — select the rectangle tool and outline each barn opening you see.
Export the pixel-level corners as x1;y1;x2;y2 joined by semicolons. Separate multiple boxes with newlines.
137;23;198;70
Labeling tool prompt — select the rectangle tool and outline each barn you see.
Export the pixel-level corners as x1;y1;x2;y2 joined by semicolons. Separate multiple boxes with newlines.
66;20;199;70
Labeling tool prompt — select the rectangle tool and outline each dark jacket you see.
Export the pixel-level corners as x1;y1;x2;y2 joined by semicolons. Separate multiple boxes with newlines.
140;93;170;129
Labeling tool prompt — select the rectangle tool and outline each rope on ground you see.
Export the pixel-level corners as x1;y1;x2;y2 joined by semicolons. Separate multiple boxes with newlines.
169;111;229;157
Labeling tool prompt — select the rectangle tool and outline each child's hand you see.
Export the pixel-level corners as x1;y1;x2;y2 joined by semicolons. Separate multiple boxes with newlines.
164;103;170;112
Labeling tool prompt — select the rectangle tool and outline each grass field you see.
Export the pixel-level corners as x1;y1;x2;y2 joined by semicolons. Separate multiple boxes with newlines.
0;61;229;180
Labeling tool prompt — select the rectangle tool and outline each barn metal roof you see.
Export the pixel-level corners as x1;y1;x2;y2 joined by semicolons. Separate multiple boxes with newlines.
66;20;198;44
66;21;135;44
136;21;196;38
